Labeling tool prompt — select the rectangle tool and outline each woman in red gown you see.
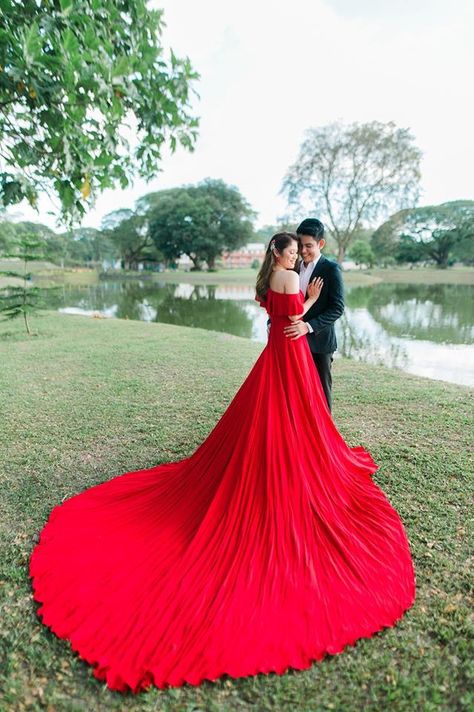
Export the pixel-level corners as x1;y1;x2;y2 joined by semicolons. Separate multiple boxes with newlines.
30;232;416;693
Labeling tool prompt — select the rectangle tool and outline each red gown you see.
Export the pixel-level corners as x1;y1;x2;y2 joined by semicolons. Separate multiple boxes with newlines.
30;289;416;693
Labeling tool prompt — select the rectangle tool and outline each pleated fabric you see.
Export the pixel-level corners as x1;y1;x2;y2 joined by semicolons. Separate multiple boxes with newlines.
30;289;416;693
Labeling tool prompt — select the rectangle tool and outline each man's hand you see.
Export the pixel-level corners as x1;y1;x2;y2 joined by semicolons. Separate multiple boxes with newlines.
287;312;304;323
283;321;309;340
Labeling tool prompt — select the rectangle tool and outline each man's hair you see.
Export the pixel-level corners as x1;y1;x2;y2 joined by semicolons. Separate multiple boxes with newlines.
296;218;324;239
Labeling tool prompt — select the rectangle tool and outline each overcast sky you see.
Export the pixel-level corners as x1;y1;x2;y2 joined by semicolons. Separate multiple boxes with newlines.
9;0;474;230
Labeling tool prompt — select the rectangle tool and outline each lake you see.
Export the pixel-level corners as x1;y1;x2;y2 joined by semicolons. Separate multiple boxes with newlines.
40;279;474;387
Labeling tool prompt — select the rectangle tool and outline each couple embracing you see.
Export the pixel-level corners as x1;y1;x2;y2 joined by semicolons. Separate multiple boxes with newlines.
30;217;415;693
261;217;344;411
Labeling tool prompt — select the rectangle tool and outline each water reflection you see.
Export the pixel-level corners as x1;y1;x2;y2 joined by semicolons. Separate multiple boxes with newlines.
54;281;256;339
39;279;474;387
337;310;410;370
349;284;474;344
336;307;474;385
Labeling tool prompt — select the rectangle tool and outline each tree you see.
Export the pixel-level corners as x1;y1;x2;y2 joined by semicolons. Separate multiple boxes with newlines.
370;213;401;262
2;219;56;243
372;201;474;268
19;221;69;267
0;0;198;223
282;121;422;263
254;223;293;242
348;240;375;268
101;209;157;270
0;218;19;253
395;233;425;265
451;230;474;265
147;179;255;270
0;234;45;334
0;218;72;266
62;226;117;266
255;225;280;242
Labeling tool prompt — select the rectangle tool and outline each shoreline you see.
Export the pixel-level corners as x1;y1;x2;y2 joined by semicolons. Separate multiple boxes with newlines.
2;262;473;289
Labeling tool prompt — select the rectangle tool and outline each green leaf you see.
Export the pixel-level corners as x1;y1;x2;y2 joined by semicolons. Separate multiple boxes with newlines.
0;271;31;279
1;180;26;206
60;184;75;209
23;23;42;65
112;56;131;78
0;294;24;301
111;95;124;119
0;0;199;222
60;0;74;16
83;27;99;51
62;29;79;57
0;303;25;312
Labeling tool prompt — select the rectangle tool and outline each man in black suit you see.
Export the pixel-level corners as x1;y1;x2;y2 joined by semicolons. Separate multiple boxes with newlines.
283;218;344;411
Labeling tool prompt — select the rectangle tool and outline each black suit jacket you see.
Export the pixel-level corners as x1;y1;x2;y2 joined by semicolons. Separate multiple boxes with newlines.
301;255;344;354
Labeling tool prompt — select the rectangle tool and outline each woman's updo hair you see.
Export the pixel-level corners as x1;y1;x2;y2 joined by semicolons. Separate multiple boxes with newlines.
255;232;298;301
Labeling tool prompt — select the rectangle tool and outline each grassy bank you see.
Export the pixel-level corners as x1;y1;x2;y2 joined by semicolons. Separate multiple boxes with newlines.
368;267;474;285
126;266;474;287
29;266;379;288
0;314;472;712
0;260;62;289
3;259;473;289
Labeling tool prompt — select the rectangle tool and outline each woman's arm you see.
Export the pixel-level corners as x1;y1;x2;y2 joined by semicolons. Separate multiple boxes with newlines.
288;277;324;322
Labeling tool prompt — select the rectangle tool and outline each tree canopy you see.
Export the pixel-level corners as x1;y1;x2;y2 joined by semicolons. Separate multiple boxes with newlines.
0;179;256;270
371;201;474;268
0;0;198;223
101;208;159;269
147;179;255;270
348;240;375;268
282;121;422;263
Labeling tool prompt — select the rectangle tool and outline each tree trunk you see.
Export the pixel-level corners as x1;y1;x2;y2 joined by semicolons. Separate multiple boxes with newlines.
23;309;31;335
432;249;449;269
22;284;31;335
207;255;216;270
337;244;345;264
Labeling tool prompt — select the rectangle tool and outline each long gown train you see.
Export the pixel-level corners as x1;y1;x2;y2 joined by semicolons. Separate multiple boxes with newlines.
30;290;416;692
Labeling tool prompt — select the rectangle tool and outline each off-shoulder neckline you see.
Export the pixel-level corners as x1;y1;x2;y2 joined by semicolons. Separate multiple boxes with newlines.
267;288;303;296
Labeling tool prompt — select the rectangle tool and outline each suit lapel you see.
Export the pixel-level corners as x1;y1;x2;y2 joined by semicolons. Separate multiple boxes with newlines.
302;256;327;296
309;255;326;282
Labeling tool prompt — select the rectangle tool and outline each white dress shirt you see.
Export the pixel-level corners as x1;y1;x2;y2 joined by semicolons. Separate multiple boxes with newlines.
299;256;321;334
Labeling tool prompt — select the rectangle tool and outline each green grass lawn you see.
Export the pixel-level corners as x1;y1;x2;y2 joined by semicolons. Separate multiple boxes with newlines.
0;313;472;712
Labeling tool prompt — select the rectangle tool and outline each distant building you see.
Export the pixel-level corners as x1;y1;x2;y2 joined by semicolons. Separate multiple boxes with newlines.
222;243;265;268
174;243;266;270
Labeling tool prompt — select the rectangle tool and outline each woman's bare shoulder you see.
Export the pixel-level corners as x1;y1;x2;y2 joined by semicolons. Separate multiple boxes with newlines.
269;269;299;294
282;270;300;294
